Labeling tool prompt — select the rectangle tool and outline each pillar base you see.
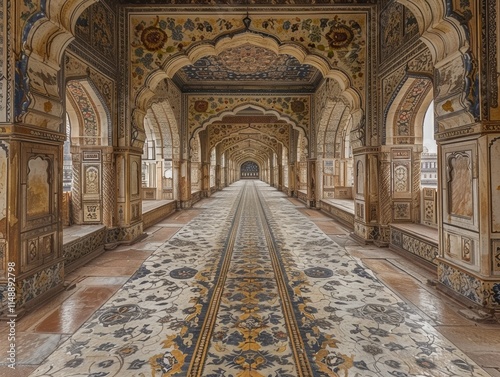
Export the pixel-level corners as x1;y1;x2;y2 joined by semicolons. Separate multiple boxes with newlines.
437;259;500;311
106;222;146;248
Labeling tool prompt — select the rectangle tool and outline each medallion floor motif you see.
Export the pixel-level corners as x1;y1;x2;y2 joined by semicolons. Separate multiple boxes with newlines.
1;181;499;376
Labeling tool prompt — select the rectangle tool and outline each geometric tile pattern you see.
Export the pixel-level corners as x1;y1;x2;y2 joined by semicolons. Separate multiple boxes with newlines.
29;181;490;377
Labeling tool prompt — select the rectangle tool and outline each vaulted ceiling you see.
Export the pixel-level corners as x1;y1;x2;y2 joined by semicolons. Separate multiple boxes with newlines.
174;43;322;93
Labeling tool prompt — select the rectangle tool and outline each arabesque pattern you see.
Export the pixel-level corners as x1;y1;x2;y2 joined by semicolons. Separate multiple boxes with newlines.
28;182;490;377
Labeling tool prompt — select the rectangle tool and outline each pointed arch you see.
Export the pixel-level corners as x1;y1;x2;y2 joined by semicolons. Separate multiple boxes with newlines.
385;76;433;146
136;31;362;115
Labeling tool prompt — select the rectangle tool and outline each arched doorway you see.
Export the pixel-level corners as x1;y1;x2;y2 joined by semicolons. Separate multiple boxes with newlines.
240;161;259;179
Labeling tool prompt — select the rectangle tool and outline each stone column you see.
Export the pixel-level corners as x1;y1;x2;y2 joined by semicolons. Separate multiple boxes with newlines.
102;148;115;228
179;159;192;208
288;163;296;197
307;158;317;208
201;162;210;198
350;148;380;244
173;160;181;204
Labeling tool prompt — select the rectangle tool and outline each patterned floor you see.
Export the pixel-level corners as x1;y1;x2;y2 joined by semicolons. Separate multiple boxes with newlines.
29;181;491;377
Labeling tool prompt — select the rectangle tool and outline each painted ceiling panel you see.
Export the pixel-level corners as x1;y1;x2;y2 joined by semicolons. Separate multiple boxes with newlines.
175;44;320;91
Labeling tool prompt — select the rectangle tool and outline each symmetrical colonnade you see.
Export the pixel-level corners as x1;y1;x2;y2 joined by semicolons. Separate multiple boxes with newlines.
1;0;500;316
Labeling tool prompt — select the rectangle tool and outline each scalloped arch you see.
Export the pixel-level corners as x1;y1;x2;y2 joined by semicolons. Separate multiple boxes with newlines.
385;76;433;145
397;0;468;63
191;103;305;145
137;31;362;112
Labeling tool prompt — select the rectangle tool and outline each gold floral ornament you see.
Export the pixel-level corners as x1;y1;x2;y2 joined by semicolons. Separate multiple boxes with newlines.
325;24;354;49
141;26;167;51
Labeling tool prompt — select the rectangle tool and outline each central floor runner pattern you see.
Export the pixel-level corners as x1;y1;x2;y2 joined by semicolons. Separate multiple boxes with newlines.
30;181;490;377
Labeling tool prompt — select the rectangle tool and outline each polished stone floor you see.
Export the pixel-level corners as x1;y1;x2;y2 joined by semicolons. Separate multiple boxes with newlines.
1;181;499;376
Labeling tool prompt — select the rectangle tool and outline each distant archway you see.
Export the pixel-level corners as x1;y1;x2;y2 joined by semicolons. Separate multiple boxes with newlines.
240;161;260;179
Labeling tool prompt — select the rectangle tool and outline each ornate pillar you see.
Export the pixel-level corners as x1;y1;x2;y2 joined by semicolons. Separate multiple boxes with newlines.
179;159;192;208
172;160;180;203
102;148;115;228
306;158;317;208
201;162;210;198
288;163;296;196
71;150;83;224
216;164;222;190
351;148;380;244
429;1;500;311
108;149;145;247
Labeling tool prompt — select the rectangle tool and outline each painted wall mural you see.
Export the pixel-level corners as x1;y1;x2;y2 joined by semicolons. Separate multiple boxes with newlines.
393;78;432;144
176;44;318;86
208;123;290;150
380;2;419;62
75;1;115;61
129;12;367;96
188;95;310;139
67;81;100;146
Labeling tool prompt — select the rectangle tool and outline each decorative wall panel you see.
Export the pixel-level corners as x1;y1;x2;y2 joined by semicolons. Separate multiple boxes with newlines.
188;95;310;139
129;12;367;97
20;262;64;307
438;263;493;307
75;2;115;61
380;2;419;62
447;151;473;218
0;0;8;122
493;241;500;274
490;138;500;232
208;123;290;150
390;228;438;264
26;157;50;218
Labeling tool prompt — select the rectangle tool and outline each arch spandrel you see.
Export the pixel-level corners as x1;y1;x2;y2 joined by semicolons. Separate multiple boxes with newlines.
189;99;309;145
217;134;281;157
208;123;290;150
16;0;96;127
396;0;476;128
132;12;367;113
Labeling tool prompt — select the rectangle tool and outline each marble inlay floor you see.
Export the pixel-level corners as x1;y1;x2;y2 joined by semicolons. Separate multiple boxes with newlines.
1;181;499;376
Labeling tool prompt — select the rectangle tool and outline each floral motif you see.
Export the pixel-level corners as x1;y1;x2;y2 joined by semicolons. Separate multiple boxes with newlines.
325;24;354;48
141;26;168;51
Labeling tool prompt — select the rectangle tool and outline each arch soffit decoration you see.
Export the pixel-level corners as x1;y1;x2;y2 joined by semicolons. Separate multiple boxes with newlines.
318;99;351;158
208;124;289;151
191;103;306;148
148;101;181;160
396;0;467;63
396;0;475;127
228;143;271;161
65;78;111;146
137;31;362;112
17;0;97;127
234;153;267;168
385;76;433;146
137;32;362;139
219;136;281;157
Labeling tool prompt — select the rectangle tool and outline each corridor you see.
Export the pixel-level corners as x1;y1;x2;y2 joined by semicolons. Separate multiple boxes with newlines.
2;182;499;376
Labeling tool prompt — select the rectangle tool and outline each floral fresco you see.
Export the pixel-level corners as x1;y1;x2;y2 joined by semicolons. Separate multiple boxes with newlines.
130;13;366;96
188;95;310;138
